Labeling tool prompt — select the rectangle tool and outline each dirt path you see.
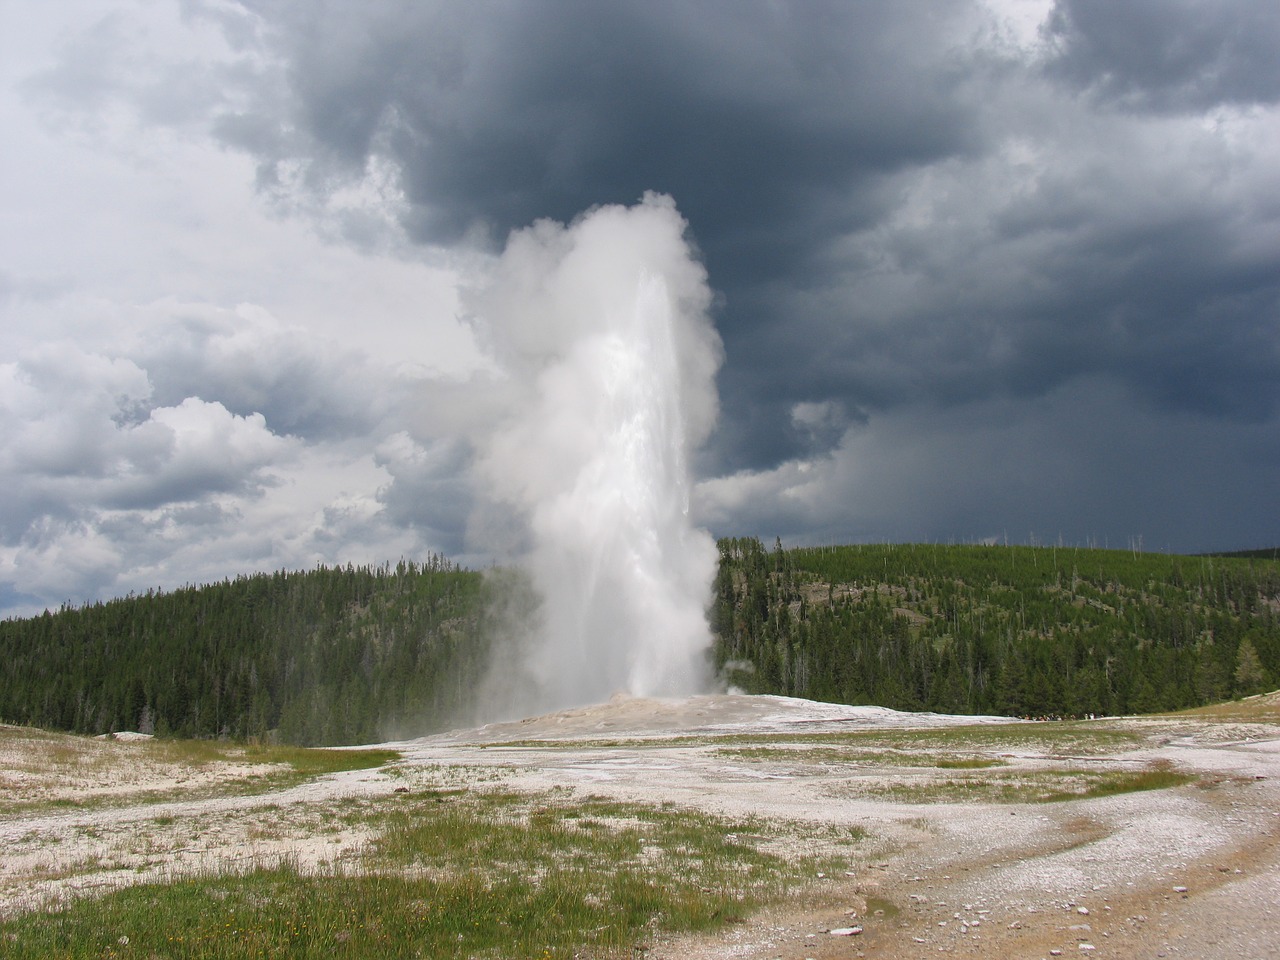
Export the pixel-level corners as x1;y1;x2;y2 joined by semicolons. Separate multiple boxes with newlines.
3;695;1278;958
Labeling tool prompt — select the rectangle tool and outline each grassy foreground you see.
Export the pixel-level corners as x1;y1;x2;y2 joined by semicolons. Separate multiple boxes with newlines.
0;788;849;960
2;710;1236;958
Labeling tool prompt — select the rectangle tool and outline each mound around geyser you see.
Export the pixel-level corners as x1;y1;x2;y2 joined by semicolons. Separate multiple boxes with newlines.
439;693;1020;744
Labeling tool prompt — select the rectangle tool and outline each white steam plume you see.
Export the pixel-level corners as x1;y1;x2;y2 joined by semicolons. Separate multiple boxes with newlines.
466;193;723;717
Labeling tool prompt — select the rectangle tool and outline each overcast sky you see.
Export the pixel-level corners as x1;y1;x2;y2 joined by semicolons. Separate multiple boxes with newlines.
2;0;1278;617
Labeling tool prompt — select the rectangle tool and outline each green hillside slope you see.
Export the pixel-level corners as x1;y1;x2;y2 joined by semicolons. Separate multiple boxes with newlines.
712;539;1279;717
4;541;1277;745
0;558;491;745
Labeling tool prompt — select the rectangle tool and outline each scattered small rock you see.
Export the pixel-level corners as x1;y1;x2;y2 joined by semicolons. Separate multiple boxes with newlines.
829;926;862;936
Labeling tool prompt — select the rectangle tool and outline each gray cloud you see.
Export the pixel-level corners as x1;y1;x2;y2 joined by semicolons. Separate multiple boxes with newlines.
203;1;1278;469
697;377;1280;554
200;0;1280;553
373;432;473;556
20;5;246;132
220;2;983;269
1044;0;1280;111
4;0;1278;616
0;296;433;611
136;307;395;441
0;341;291;529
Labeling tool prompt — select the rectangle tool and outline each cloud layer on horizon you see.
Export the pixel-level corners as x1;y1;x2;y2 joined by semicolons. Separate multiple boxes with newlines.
1;0;1277;615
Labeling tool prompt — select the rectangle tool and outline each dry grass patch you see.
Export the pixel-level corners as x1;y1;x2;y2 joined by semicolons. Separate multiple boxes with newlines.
0;725;397;814
1166;689;1280;724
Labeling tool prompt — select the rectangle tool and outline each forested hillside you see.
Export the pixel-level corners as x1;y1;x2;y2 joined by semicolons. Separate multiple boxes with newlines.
712;539;1280;717
4;541;1278;745
0;558;490;745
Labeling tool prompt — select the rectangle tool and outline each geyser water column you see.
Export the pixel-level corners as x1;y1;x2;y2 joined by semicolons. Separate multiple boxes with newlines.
469;194;723;716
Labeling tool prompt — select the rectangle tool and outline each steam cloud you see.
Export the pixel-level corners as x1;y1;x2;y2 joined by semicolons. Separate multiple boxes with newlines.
467;194;723;717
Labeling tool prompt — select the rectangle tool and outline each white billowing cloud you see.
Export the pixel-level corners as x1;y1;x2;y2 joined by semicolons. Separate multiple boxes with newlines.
0;294;460;613
0;337;288;604
467;195;724;715
0;2;488;614
129;300;393;440
128;397;289;503
0;396;421;614
0;345;153;481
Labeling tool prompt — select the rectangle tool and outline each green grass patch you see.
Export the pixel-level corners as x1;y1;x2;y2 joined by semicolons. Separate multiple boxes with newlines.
246;745;400;779
486;722;1140;757
0;866;734;960
853;764;1196;804
1036;767;1196;803
0;791;858;959
130;740;399;782
935;757;1004;769
817;723;1140;755
718;745;1006;768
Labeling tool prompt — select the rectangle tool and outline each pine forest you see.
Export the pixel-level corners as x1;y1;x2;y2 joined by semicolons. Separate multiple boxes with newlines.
1;541;1277;745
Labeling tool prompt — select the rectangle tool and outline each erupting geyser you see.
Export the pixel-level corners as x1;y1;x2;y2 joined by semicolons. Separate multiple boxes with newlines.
469;194;723;717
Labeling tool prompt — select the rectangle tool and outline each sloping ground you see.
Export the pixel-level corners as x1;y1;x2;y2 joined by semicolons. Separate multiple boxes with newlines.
2;693;1278;959
441;692;1020;743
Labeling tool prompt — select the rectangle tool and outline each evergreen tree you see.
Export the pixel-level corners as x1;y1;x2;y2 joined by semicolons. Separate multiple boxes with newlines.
1234;637;1268;695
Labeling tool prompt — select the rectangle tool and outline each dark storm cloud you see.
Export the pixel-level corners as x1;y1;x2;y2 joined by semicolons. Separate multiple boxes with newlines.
225;1;981;272
196;0;1280;552
214;0;996;468
1044;0;1280;111
373;433;473;557
697;375;1280;555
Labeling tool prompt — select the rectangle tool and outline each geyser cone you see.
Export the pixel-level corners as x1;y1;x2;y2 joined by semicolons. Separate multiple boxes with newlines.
470;194;723;718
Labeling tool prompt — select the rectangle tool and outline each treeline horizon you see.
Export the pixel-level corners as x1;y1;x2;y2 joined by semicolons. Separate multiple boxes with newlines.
1;541;1277;744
